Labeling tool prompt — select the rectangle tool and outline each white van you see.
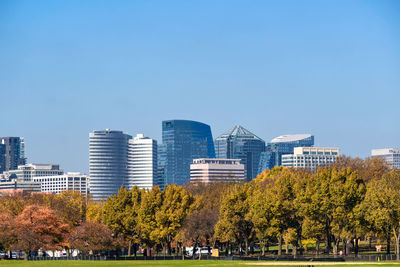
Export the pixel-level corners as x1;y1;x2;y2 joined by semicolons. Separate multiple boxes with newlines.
185;247;210;256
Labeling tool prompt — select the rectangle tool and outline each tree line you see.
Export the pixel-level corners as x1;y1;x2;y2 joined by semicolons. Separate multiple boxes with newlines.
1;156;400;259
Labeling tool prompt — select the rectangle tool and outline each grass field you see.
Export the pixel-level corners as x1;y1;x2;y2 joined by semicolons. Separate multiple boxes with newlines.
1;260;400;267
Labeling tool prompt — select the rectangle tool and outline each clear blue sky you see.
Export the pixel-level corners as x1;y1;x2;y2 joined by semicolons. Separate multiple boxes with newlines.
1;0;399;173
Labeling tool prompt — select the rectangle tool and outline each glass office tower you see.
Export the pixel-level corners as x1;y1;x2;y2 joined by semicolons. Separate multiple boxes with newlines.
89;129;131;201
215;125;265;181
0;137;26;173
260;134;314;171
160;120;215;186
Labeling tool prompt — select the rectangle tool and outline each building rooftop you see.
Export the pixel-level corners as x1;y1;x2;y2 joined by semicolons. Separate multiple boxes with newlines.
216;125;263;141
371;148;400;155
17;163;60;170
270;134;313;143
192;158;242;165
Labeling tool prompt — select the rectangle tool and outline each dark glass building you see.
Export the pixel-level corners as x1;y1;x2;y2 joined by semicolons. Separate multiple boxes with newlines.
159;120;215;186
258;134;314;172
215;126;265;181
0;137;26;173
0;144;5;173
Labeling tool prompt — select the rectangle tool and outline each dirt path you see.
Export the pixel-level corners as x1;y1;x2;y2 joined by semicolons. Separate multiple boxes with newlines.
246;262;399;265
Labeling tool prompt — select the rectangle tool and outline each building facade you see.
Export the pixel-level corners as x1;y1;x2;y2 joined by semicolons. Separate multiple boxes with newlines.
0;137;26;173
33;172;89;195
0;179;41;192
190;158;245;184
89;129;131;201
261;134;314;172
215;125;265;180
282;147;339;170
159;120;215;187
4;163;63;181
127;134;157;190
371;148;400;169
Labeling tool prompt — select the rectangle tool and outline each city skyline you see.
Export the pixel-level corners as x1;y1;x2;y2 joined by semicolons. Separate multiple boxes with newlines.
1;120;399;174
1;0;399;173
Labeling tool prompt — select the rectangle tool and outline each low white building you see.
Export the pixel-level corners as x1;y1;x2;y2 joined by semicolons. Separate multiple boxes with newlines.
282;147;339;170
371;148;400;169
5;163;63;182
190;158;246;184
33;172;89;195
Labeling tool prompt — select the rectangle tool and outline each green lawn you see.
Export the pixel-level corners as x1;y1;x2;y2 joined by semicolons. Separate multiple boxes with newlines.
1;260;400;267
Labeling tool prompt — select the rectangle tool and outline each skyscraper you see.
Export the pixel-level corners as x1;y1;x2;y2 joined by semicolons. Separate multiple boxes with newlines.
0;144;5;174
89;129;131;201
127;134;157;190
260;134;314;172
159;120;215;186
0;137;26;173
215;125;265;180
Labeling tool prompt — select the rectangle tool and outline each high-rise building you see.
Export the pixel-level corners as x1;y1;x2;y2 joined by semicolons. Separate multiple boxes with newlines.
0;137;26;173
0;144;5;174
89;129;131;201
215;125;265;180
127;134;157;190
159;120;215;186
260;134;314;172
157;144;167;190
190;158;245;184
282;147;339;170
371;148;400;169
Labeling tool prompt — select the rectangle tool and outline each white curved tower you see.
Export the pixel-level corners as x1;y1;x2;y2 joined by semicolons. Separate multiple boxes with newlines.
89;129;131;201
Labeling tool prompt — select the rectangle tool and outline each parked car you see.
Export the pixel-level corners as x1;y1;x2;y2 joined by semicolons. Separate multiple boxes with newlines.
185;247;210;256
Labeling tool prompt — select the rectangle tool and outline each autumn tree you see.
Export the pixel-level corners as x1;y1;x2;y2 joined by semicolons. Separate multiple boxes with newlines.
155;184;193;255
0;212;16;254
262;167;300;256
68;221;116;255
138;186;162;256
297;167;366;255
362;169;400;259
214;183;255;256
179;183;226;257
247;182;275;256
86;200;104;223
103;186;142;256
12;205;69;258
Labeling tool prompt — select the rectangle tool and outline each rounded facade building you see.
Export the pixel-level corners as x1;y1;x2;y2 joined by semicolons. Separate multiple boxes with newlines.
89;129;131;201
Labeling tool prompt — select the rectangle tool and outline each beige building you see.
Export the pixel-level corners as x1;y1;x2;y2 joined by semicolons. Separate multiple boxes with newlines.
282;147;339;170
190;158;245;184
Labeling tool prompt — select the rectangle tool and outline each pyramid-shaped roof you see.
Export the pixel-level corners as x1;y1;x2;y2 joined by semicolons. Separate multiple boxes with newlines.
216;125;264;141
